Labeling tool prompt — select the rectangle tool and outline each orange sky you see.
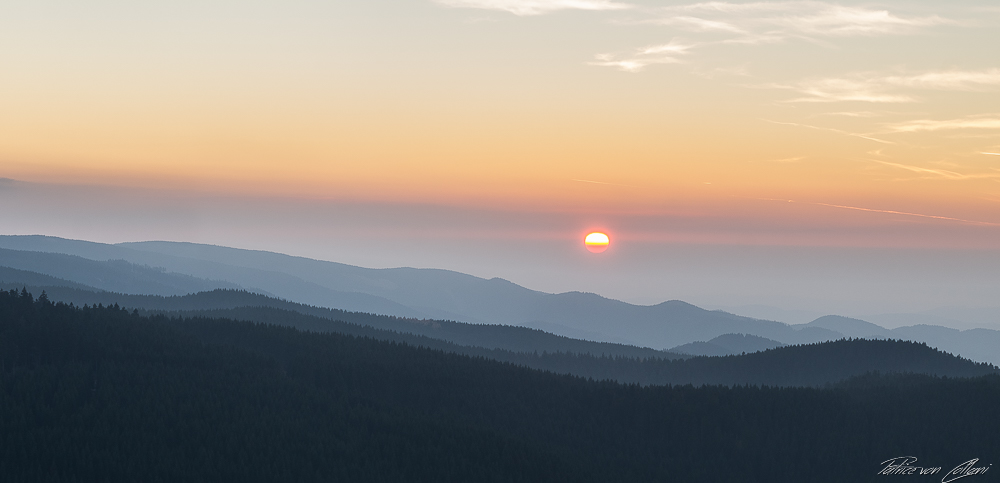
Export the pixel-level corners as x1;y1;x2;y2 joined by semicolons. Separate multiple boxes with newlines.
2;0;1000;247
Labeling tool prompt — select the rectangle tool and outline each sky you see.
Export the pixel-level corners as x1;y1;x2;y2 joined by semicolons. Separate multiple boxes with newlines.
2;0;1000;323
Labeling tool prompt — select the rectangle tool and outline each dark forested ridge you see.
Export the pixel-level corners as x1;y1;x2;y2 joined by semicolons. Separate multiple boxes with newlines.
175;305;997;387
1;285;679;360
2;289;999;482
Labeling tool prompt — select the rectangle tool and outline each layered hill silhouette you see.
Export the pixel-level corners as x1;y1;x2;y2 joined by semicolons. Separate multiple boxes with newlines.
3;285;995;386
0;248;246;296
670;333;785;357
0;283;678;361
2;235;998;365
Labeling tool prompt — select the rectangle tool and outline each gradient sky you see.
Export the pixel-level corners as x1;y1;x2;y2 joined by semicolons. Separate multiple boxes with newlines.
2;1;1000;321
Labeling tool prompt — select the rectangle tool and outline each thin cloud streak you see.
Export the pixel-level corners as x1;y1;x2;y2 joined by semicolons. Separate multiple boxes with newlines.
766;156;805;163
570;178;637;187
816;111;886;118
871;160;1000;181
755;197;1000;227
433;0;631;15
887;116;1000;133
883;69;1000;90
774;69;1000;103
648;1;948;40
586;2;952;72
760;119;895;144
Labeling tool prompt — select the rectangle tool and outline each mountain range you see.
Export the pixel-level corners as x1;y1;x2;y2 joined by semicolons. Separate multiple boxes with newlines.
1;235;998;365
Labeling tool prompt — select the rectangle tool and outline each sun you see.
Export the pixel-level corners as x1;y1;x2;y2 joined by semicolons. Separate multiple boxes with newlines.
585;232;610;253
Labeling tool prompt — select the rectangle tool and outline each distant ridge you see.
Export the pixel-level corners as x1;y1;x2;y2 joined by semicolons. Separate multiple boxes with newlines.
671;333;785;356
0;247;246;296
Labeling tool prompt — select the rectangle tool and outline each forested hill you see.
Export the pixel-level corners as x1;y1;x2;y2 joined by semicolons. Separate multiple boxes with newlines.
173;305;998;387
2;288;999;482
2;285;678;360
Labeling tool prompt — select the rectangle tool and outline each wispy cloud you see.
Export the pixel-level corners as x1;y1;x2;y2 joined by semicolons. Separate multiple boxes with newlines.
815;111;886;118
649;1;948;42
982;152;1000;156
433;0;631;16
590;41;694;72
871;159;1000;181
766;156;805;163
804;200;1000;226
774;78;916;103
755;196;1000;226
570;178;637;187
584;2;953;72
760;118;895;144
882;69;1000;90
772;69;1000;103
886;116;1000;133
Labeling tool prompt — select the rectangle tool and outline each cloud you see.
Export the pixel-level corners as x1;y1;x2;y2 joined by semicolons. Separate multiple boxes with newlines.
666;15;745;33
585;2;952;73
871;160;1000;182
766;156;805;163
433;0;631;16
760;118;895;144
816;111;885;118
756;196;1000;226
649;1;948;42
773;69;1000;103
882;69;1000;90
886;116;1000;133
775;78;917;103
803;200;1000;226
590;41;694;72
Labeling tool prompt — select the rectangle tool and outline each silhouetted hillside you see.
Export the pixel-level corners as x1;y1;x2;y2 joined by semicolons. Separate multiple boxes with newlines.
0;266;96;290
0;236;428;317
3;289;1000;482
0;248;246;296
671;333;785;356
152;305;997;386
3;285;679;360
797;315;892;339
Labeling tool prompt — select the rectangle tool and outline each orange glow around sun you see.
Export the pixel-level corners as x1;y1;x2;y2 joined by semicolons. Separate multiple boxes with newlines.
585;232;610;253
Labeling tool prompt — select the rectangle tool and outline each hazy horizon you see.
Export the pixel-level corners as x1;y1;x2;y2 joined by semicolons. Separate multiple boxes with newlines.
4;178;1000;332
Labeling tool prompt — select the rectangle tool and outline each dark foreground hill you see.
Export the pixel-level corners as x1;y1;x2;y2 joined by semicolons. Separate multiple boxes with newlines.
2;289;1000;483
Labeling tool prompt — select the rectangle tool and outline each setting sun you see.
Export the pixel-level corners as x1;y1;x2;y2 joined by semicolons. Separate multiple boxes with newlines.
585;232;610;253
